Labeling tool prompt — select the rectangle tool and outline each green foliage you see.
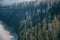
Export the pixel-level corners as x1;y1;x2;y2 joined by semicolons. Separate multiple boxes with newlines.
19;15;60;40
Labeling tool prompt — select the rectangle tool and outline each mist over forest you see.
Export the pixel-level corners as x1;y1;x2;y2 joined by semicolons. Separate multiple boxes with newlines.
0;0;60;40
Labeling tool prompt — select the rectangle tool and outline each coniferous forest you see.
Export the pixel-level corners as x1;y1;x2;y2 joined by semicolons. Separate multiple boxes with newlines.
0;0;60;40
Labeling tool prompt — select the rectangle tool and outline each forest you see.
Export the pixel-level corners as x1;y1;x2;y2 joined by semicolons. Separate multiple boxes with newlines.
0;0;60;40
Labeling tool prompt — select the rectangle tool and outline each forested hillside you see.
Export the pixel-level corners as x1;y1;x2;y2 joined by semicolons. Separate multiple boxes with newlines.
0;0;60;40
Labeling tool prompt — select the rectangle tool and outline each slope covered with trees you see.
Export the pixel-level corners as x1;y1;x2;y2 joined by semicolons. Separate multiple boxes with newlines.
0;0;60;40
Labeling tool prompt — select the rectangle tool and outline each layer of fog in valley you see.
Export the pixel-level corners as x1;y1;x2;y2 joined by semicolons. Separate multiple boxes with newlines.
0;20;18;40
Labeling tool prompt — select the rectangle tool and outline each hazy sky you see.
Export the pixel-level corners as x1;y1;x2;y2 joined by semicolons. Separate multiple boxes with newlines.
0;0;48;6
0;0;36;4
